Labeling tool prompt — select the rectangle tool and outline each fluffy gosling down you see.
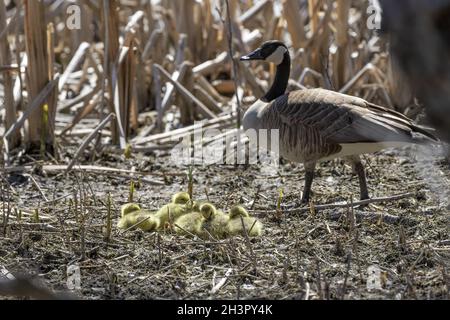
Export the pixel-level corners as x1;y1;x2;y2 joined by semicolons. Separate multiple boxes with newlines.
200;203;230;239
118;195;264;239
154;191;193;228
133;210;160;232
174;203;231;239
227;206;263;237
173;210;205;237
117;206;160;231
117;203;142;229
120;203;141;218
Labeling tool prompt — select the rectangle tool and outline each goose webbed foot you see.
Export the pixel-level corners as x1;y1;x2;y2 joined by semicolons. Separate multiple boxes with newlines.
301;194;310;204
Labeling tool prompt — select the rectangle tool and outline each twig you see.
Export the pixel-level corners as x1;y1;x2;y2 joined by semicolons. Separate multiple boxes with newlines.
252;192;416;214
210;268;233;294
25;174;49;202
340;253;352;299
6;222;59;232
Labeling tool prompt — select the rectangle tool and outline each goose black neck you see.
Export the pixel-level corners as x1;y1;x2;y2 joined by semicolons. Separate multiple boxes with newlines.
262;51;291;102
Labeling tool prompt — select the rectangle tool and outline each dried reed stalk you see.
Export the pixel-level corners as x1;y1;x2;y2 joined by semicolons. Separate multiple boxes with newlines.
334;0;351;89
283;0;306;49
101;0;120;144
24;0;55;151
0;0;19;148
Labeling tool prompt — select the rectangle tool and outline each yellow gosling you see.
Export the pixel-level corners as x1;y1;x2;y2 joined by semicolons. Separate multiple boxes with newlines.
117;211;140;229
154;203;190;229
228;206;250;219
173;211;205;237
171;192;191;205
154;192;194;228
120;203;141;218
227;206;263;237
134;210;160;232
117;210;160;232
117;203;142;229
200;203;230;239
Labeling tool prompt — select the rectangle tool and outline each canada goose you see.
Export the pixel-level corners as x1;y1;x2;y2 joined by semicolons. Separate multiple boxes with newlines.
227;206;263;237
120;203;141;218
117;203;142;229
171;192;191;205
228;206;250;219
200;203;230;239
154;192;193;228
240;40;439;202
117;214;135;229
173;211;205;237
133;210;160;232
117;210;160;231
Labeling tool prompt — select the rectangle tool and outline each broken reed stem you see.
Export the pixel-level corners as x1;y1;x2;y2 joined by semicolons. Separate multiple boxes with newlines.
0;0;18;149
104;193;112;242
128;180;135;203
1;178;11;236
153;64;216;119
66;113;115;173
187;166;194;200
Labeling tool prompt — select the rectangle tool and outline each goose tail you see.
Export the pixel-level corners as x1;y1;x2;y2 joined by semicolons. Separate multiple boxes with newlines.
366;102;440;145
410;125;440;145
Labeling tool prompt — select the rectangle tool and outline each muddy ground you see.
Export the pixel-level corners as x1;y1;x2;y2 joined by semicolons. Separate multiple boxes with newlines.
0;145;449;300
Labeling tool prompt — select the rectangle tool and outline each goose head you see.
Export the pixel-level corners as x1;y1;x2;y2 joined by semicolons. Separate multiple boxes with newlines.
171;192;191;205
241;40;291;103
120;203;141;218
240;40;288;65
229;206;250;219
200;203;217;220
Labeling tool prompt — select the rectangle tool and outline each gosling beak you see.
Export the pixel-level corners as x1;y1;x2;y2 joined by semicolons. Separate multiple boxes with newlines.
240;48;263;61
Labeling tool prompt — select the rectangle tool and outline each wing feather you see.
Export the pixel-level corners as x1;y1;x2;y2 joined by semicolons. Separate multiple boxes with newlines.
264;88;437;146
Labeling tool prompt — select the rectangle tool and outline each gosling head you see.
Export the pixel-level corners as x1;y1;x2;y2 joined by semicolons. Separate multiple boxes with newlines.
229;206;250;219
171;192;191;205
120;203;141;218
240;40;288;65
200;203;217;220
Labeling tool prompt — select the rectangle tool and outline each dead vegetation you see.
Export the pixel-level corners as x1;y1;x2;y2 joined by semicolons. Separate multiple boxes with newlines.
0;0;448;300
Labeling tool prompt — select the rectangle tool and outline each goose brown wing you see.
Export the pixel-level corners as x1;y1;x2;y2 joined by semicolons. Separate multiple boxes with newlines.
269;89;437;145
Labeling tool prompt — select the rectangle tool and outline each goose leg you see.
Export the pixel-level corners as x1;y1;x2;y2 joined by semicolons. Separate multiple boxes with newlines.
302;162;316;203
348;156;369;200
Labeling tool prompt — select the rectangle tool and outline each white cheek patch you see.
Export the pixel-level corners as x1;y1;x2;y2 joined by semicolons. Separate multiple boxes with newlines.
266;47;287;65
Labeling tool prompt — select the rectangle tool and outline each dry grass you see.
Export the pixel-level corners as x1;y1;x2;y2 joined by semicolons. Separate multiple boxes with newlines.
0;0;448;300
0;148;448;300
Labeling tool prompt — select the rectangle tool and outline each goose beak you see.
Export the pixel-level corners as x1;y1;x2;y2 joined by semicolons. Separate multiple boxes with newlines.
240;48;263;61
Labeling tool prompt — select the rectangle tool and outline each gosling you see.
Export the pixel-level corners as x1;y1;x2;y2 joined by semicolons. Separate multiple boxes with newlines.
227;206;263;237
200;203;230;239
